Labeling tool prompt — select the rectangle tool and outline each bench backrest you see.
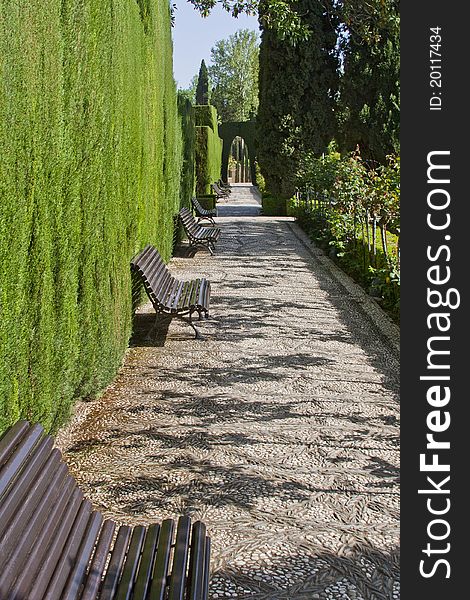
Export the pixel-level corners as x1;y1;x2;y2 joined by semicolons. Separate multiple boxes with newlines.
179;207;201;236
131;245;175;307
0;420;100;598
191;198;204;213
191;198;215;216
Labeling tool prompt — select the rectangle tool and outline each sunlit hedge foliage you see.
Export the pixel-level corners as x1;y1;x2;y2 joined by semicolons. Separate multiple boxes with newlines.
0;0;183;433
178;95;196;208
194;106;223;195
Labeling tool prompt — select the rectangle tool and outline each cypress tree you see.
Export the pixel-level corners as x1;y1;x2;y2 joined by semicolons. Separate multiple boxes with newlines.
257;0;339;198
196;59;210;105
336;0;400;164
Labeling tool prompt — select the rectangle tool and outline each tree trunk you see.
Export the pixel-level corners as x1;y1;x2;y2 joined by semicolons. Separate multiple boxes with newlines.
372;217;377;268
381;224;389;266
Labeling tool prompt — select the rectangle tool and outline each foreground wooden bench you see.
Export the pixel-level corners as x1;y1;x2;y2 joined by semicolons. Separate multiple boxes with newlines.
191;198;217;226
0;420;210;600
179;208;221;256
131;245;210;339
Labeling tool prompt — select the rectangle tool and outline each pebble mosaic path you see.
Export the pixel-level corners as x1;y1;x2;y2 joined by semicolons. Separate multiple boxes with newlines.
56;186;400;600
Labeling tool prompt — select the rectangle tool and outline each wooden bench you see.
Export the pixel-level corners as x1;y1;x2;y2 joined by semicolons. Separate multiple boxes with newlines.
0;420;210;600
210;183;230;200
179;208;221;256
191;198;217;226
131;245;210;339
216;180;231;193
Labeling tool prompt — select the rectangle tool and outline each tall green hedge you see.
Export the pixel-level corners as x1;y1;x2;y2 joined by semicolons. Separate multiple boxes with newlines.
0;0;183;434
178;95;196;208
194;106;223;195
195;127;223;195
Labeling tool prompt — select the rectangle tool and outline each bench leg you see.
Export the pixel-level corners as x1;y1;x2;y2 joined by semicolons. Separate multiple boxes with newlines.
197;308;210;321
179;313;201;340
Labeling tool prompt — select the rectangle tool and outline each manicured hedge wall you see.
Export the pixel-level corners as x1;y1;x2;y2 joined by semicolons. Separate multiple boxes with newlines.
194;106;223;195
0;0;182;434
195;127;223;195
194;104;219;132
178;95;196;208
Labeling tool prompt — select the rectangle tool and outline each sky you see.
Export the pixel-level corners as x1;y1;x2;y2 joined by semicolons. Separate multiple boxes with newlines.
172;1;259;89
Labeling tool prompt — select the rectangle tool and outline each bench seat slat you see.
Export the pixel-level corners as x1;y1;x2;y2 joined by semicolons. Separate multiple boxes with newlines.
148;519;175;600
61;511;104;600
0;435;53;538
80;520;116;600
178;280;197;311
0;420;31;465
27;488;85;599
0;423;44;499
187;522;208;600
99;525;133;600
115;525;147;600
169;280;185;312
188;281;200;311
203;537;211;598
132;523;161;600
42;500;94;600
9;476;77;599
172;279;190;311
168;516;191;600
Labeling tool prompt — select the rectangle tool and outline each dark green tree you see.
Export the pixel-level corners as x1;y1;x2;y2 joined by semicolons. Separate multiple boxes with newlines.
188;0;400;185
336;0;400;164
196;59;211;104
209;29;259;122
257;0;339;197
186;1;308;41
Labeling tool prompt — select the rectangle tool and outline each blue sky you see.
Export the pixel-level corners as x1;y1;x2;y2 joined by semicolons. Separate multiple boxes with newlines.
172;1;259;89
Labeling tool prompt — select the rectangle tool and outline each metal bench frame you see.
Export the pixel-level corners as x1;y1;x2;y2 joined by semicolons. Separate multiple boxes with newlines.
0;420;210;600
179;208;221;256
131;245;210;339
191;198;217;226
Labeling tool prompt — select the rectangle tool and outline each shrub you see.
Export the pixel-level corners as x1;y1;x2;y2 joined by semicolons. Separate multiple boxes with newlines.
195;127;223;196
262;195;288;217
294;147;400;322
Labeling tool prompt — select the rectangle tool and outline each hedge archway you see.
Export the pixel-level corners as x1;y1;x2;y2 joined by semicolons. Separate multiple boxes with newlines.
219;120;258;185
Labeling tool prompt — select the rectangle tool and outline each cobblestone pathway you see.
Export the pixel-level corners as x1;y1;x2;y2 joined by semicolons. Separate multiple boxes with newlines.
56;192;400;600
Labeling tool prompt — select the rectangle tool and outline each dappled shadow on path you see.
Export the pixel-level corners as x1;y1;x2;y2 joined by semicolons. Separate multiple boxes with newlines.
208;545;399;600
58;216;399;600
